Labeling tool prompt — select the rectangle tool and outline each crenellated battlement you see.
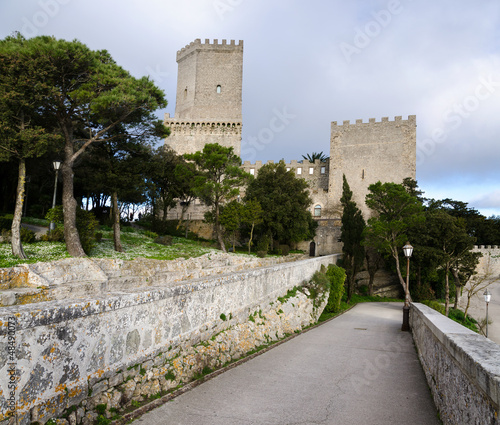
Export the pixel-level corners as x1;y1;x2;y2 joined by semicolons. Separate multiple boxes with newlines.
177;38;244;61
331;115;416;127
473;245;500;252
242;159;327;168
164;117;242;135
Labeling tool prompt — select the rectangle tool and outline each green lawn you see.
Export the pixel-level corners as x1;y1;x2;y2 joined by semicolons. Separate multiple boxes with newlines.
0;226;218;268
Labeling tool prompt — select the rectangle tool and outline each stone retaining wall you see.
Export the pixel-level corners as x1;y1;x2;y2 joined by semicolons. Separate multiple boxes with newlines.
410;302;500;425
0;254;337;424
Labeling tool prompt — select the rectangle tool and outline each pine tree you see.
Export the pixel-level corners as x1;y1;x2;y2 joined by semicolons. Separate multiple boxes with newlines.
340;175;366;302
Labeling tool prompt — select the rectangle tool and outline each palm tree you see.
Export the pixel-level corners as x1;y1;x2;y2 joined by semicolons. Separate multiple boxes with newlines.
302;151;329;163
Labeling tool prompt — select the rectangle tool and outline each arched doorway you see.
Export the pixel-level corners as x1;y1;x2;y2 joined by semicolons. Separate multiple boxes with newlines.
309;241;316;257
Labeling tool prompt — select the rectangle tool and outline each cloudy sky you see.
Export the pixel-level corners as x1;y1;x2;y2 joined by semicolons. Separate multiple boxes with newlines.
1;0;499;216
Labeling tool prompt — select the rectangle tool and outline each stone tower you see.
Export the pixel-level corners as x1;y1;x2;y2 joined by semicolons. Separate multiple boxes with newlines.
329;115;417;218
164;39;244;156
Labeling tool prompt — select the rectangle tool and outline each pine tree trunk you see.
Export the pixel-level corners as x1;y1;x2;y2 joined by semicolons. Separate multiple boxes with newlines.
445;263;450;316
451;268;461;310
62;137;86;257
248;223;255;254
112;191;124;252
215;203;226;253
368;273;375;296
11;158;27;259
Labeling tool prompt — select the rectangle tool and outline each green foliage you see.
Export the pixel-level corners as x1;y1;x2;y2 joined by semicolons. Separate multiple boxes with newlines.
257;251;267;258
184;143;250;250
302;152;328;163
95;415;111;425
96;404;107;415
245;161;316;246
340;175;365;302
39;227;64;242
0;215;13;230
278;244;290;256
325;264;346;313
421;300;446;315
165;370;176;381
45;206;98;254
154;235;173;246
20;227;36;243
143;230;158;239
220;313;227;321
240;199;263;253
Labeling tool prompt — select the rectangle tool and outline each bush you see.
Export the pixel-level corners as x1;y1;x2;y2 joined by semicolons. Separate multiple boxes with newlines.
143;230;158;239
40;227;64;242
306;269;330;303
1;229;11;243
154;235;173;246
279;244;290;256
257;250;267;258
95;232;103;242
255;235;271;255
46;206;98;254
324;264;346;313
421;300;445;315
20;227;36;243
0;215;13;230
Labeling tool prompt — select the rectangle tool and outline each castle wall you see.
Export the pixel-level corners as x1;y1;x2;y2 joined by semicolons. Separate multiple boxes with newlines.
174;39;243;121
0;255;335;422
329;116;416;218
164;117;242;156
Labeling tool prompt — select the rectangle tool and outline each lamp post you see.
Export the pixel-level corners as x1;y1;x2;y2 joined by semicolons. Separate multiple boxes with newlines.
402;242;413;331
484;288;491;338
49;160;61;232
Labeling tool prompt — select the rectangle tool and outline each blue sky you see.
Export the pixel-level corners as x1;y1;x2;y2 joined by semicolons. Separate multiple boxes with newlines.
1;0;499;216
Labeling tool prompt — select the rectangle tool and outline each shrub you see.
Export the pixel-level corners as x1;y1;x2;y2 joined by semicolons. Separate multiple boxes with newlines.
40;227;64;242
46;206;98;254
421;300;445;315
95;232;103;242
144;230;158;239
20;227;36;243
325;264;346;313
279;244;290;256
0;215;13;231
257;250;267;258
154;235;173;246
1;229;11;243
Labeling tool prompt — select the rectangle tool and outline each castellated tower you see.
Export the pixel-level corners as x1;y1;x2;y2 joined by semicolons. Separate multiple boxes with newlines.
164;39;243;156
329;115;417;218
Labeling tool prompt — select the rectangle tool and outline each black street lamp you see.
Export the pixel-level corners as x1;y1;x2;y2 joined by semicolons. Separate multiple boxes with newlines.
484;288;491;338
402;242;413;331
49;160;61;232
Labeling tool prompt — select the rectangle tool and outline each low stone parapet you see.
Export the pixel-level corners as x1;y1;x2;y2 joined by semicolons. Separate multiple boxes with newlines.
411;303;500;424
0;254;337;424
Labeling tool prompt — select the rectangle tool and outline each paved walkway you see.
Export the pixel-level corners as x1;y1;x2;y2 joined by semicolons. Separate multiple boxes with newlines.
136;303;439;425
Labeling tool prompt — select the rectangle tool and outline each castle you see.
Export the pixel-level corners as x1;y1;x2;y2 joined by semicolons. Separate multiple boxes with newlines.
164;39;416;255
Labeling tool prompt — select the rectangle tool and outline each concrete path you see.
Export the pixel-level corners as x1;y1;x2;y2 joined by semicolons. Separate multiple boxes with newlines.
136;303;439;425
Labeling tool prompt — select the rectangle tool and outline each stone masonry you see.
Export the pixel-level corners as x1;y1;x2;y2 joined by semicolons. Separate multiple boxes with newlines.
0;254;336;424
164;39;417;254
164;39;243;156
